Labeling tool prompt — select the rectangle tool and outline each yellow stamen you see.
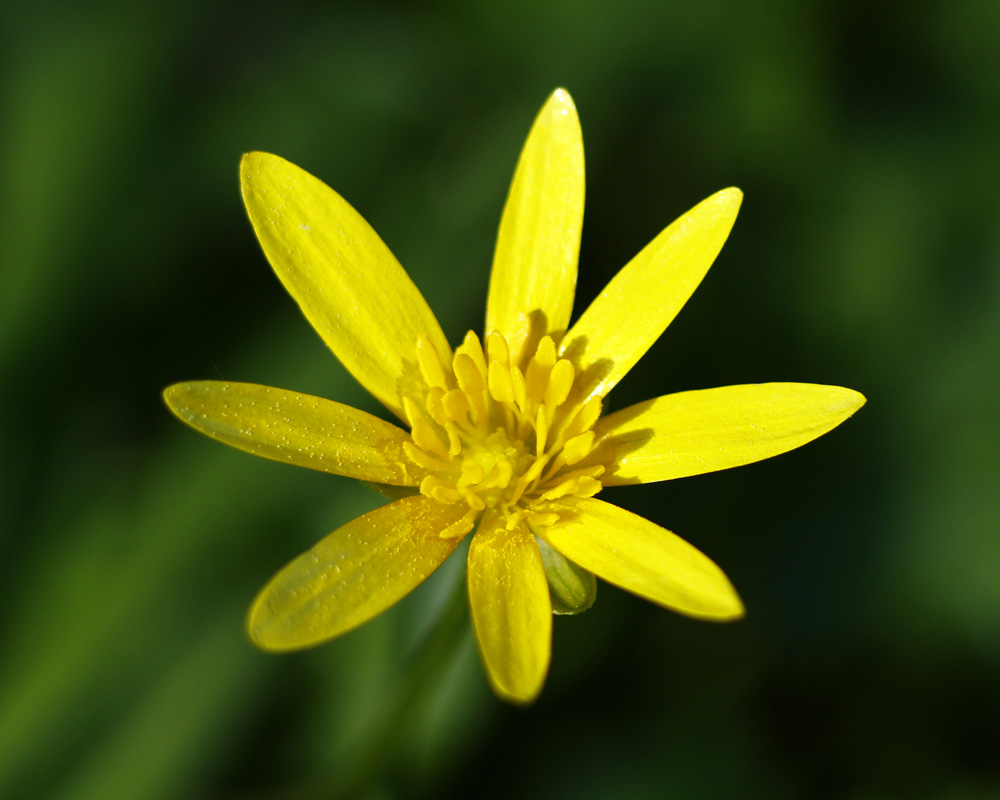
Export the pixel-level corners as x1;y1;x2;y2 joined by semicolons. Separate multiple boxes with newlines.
488;360;515;405
535;405;549;457
544;359;575;408
487;331;510;365
456;330;487;376
561;431;594;465
425;387;449;426
442;389;470;422
416;335;449;389
403;330;606;522
403;441;453;472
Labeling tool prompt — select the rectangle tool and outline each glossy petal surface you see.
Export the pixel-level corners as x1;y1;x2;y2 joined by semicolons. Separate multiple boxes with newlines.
560;188;742;405
240;152;451;421
248;496;472;650
165;381;426;485
539;498;744;620
468;512;552;704
486;89;584;364
590;383;867;485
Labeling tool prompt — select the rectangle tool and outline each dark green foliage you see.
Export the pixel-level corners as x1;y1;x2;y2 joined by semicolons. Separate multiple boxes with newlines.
2;1;999;797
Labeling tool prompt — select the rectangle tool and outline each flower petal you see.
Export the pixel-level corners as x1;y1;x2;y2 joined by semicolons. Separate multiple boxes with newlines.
240;152;452;421
468;511;552;704
589;383;867;485
560;188;742;405
163;381;426;485
486;89;584;365
248;496;473;650
538;498;744;620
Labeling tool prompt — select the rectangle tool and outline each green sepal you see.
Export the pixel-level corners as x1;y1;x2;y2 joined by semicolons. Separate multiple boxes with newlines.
362;482;422;500
536;536;596;615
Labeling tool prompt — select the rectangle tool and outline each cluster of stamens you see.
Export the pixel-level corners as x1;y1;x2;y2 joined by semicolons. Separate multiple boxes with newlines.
402;330;604;531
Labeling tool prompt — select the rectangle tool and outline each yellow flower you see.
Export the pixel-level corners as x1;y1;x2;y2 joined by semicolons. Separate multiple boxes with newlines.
164;89;865;703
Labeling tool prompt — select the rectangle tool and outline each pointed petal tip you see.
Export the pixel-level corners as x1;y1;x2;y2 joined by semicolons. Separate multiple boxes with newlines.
245;601;278;651
239;152;260;197
846;388;867;411
239;150;262;175
161;379;209;416
693;186;742;233
548;87;575;108
715;186;743;211
823;385;867;416
482;651;548;704
484;657;545;704
245;604;300;653
681;579;745;622
239;151;288;191
161;381;191;415
240;150;275;167
716;591;746;621
495;683;543;706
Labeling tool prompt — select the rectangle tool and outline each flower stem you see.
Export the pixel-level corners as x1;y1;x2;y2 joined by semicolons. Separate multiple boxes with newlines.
328;564;471;798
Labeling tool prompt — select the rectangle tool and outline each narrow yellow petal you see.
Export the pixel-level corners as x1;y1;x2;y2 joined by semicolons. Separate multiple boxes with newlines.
486;89;584;364
589;383;867;485
560;188;742;405
164;381;427;485
538;498;744;621
240;152;451;421
248;496;471;650
468;511;552;704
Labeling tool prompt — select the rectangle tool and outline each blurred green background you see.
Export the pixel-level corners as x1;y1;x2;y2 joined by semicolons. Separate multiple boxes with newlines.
2;0;999;798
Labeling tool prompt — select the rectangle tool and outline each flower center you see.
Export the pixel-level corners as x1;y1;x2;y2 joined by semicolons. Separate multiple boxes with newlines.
402;329;604;530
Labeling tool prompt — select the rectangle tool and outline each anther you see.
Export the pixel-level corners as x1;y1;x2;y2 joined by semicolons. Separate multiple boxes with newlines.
535;405;549;457
416;336;449;389
442;389;470;422
424;387;449;426
511;364;527;416
560;431;595;465
534;336;556;367
562;395;603;440
544;360;575;408
403;441;452;472
487;331;510;365
456;331;487;376
453;353;485;395
487;360;515;405
421;476;463;504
